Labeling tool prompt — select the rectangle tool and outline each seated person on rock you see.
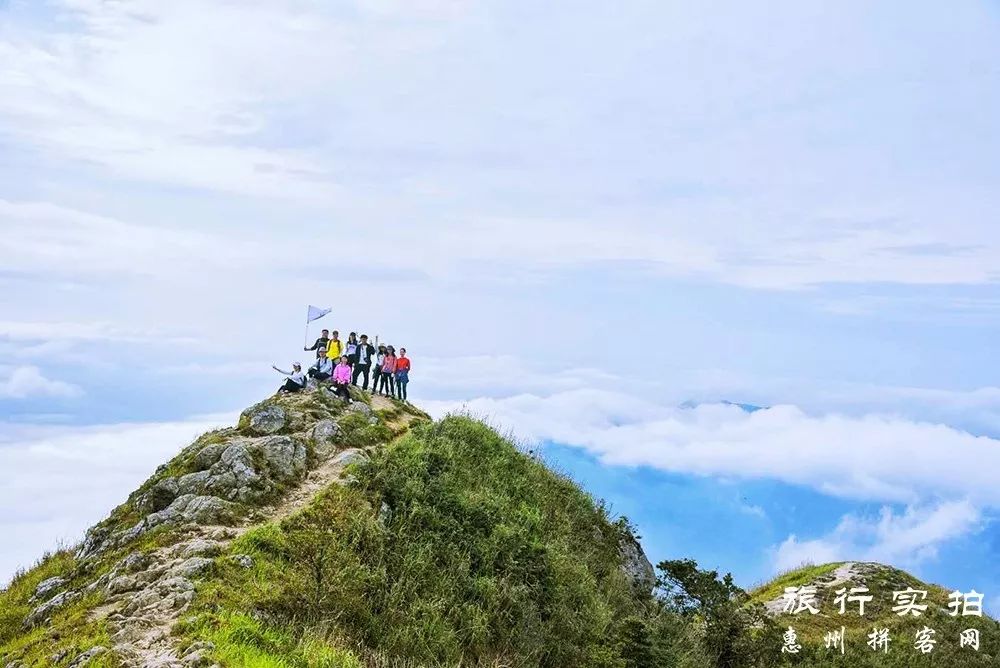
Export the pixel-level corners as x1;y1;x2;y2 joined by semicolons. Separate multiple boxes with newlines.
273;362;306;393
331;355;353;400
308;355;333;382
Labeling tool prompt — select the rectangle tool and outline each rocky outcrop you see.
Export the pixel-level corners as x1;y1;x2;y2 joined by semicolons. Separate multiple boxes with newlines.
345;401;373;417
30;576;67;603
143;478;180;513
78;432;314;561
619;534;656;594
238;401;287;435
156;436;308;507
155;495;233;525
309;419;341;459
24;590;80;628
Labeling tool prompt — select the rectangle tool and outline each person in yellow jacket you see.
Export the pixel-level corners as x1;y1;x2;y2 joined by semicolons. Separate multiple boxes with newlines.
326;330;343;361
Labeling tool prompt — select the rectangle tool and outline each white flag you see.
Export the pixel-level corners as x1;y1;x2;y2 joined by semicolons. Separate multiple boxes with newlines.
306;305;332;322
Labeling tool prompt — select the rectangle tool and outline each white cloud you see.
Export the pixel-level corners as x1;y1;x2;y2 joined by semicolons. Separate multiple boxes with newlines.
0;199;265;281
0;365;81;399
740;503;767;519
424;387;1000;506
0;413;235;583
773;501;983;571
0;318;196;345
1;2;999;288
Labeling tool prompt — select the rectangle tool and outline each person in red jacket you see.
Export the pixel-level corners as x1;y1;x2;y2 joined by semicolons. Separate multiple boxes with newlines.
394;348;411;402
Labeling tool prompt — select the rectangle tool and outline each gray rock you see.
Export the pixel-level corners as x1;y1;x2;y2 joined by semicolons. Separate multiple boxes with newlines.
208;527;237;541
144;477;180;512
182;641;215;667
378;502;392;525
25;589;79;627
156;575;195;596
120;552;151;573
333;473;358;487
31;576;67;602
182;496;235;524
176;538;222;558
76;526;111;560
193;442;227;470
123;576;196;616
231;554;254;569
172;557;215;578
147;494;235;528
310;419;341;459
177;470;211;496
345;401;373;417
240;402;287;436
84;572;113;595
68;646;107;667
125;518;151;540
331;448;368;468
618;535;656;594
204;442;261;501
254;436;307;482
182;650;211;667
106;575;139;595
105;565;163;596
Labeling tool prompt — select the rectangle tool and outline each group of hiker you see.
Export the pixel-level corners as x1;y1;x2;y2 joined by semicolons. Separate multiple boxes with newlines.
272;329;412;402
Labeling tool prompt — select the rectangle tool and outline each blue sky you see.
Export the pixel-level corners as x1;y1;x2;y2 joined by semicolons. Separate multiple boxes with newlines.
1;0;1000;609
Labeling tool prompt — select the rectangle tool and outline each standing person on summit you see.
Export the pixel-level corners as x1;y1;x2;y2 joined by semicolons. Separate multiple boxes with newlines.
395;347;411;402
345;332;359;368
352;334;376;389
304;329;330;359
371;344;387;395
326;330;343;362
378;346;397;397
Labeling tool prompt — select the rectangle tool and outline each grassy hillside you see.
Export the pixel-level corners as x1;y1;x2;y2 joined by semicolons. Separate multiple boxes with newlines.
174;416;660;667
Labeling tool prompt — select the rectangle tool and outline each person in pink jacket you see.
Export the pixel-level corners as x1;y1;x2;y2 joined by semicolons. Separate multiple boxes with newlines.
331;355;353;400
377;346;397;397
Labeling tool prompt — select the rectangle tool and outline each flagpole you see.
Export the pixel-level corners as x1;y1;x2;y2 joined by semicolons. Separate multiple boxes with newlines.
304;308;310;350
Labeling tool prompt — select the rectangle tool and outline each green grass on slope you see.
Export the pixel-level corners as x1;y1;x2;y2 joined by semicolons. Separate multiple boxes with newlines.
748;563;843;606
182;416;655;668
0;549;120;668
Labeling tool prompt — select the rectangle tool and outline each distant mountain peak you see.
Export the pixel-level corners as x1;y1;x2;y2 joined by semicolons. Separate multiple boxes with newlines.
680;399;767;413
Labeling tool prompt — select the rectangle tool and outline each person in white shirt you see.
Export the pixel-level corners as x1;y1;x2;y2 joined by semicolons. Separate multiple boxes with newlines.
308;356;333;382
273;362;306;393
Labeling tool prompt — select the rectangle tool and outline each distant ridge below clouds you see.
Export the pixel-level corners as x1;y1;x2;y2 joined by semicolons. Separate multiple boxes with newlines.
680;399;767;413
